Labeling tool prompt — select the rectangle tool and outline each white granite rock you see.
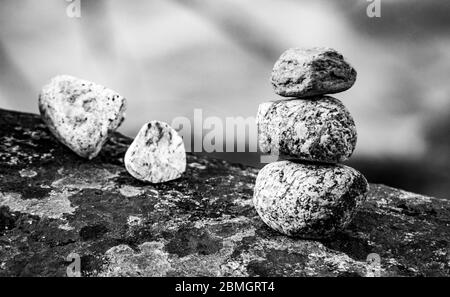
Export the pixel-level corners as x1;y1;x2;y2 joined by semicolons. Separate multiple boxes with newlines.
271;47;357;97
257;96;357;163
253;160;369;238
125;121;186;183
38;75;126;159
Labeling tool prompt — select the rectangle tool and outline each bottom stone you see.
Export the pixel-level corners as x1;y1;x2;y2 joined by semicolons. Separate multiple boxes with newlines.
253;160;369;238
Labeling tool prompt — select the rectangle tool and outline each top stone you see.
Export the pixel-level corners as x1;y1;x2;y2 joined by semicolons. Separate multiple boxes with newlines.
39;75;126;159
271;47;357;97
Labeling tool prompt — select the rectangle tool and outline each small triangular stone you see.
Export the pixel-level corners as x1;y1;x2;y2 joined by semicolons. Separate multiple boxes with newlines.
38;75;126;159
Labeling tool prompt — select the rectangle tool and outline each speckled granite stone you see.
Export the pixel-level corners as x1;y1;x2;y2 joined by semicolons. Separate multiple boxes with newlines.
1;109;449;277
271;47;357;97
257;96;357;163
125;121;186;183
253;161;369;238
38;75;126;159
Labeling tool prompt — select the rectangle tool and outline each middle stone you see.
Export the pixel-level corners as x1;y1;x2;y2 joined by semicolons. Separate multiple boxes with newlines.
257;96;357;163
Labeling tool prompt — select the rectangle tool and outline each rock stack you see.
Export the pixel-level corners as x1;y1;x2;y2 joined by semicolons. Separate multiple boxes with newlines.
254;48;369;239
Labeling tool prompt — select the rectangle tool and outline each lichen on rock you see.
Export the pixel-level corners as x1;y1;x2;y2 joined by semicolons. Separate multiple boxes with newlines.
0;109;449;277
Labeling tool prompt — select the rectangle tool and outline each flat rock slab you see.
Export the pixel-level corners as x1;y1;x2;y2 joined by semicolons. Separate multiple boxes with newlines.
0;108;449;277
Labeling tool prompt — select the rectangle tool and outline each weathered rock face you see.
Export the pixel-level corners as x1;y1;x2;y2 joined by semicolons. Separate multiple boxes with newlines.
257;97;357;163
271;47;357;97
39;75;126;159
0;109;449;277
253;161;368;238
124;121;186;183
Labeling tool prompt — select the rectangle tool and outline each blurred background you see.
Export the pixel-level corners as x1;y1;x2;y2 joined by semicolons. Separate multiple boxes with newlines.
0;0;449;198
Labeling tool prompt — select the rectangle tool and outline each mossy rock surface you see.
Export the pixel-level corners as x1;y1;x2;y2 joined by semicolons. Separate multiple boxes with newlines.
0;109;449;276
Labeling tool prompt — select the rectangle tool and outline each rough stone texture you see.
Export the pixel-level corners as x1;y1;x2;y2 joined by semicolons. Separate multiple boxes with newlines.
257;97;357;163
39;75;126;159
253;161;369;238
271;47;357;97
125;121;186;183
0;109;449;277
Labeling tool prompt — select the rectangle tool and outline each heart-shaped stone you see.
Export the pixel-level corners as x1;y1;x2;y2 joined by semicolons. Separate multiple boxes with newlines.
38;75;126;159
125;121;186;183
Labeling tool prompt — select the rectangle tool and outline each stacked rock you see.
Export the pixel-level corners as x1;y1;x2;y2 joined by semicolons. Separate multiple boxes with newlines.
254;48;369;239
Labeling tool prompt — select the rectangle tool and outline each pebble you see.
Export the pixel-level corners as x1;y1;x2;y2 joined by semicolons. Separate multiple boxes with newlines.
38;75;126;159
257;96;357;163
124;121;186;183
253;160;369;238
19;169;37;178
271;47;356;97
